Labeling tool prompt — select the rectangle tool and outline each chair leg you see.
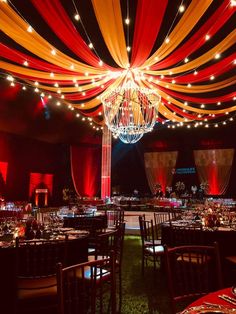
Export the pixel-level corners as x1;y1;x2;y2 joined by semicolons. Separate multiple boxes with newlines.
118;270;122;313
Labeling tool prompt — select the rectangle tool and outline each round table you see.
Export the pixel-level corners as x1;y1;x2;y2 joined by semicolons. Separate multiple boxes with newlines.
184;287;236;311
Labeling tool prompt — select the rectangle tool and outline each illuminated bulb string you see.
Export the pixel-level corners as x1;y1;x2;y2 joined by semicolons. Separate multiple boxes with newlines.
71;0;103;63
0;73;103;131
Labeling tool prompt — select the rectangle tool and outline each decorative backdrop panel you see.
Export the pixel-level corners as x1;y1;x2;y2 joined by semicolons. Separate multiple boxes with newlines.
144;151;178;194
194;148;234;195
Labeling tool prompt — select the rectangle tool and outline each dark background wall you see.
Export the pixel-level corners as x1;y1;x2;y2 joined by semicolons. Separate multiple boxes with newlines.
0;131;70;204
111;123;236;198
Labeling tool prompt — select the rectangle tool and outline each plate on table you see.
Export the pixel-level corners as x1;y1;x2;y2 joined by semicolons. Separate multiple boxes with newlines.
181;304;236;314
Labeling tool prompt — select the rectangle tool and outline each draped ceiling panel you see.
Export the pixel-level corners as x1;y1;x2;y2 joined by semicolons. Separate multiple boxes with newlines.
0;1;235;130
194;148;234;195
144;151;178;194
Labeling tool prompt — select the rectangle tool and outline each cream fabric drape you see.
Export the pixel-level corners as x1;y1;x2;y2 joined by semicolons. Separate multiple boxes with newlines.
144;151;178;194
194;149;234;195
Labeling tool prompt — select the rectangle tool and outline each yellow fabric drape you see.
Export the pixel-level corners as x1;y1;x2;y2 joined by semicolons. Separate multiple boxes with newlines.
0;3;105;74
142;0;213;68
157;76;236;93
0;61;106;82
92;0;129;68
144;81;236;116
144;29;236;75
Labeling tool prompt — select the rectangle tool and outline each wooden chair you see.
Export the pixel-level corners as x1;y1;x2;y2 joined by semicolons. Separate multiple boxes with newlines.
164;243;223;314
153;211;171;241
107;209;125;229
170;224;203;247
139;216;164;274
89;224;125;312
15;237;68;314
57;251;116;314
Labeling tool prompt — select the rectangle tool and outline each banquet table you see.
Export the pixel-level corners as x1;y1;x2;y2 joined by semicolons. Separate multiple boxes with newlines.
182;287;236;313
161;223;236;257
0;234;88;314
63;212;108;230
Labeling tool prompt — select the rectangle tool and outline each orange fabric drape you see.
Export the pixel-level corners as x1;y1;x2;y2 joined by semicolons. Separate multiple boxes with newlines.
194;149;234;195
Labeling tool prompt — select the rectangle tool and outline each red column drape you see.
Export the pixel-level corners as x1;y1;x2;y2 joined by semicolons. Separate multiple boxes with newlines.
70;145;101;197
144;151;178;194
29;173;53;197
194;149;234;195
0;161;8;183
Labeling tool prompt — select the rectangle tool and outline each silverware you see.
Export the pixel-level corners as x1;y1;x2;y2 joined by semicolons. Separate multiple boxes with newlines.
219;294;236;305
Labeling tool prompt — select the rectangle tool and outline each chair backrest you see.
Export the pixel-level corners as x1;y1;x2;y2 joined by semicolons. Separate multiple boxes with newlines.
139;216;155;245
16;237;68;278
94;229;118;260
154;212;171;239
107;209;125;228
164;243;223;314
57;251;116;314
170;224;203;247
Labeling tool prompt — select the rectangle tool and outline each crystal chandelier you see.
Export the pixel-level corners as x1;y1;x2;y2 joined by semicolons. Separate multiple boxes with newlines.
101;79;160;144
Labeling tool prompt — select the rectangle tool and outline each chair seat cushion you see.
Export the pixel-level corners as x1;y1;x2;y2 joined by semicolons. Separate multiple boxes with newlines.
145;239;162;246
145;245;164;255
17;275;57;300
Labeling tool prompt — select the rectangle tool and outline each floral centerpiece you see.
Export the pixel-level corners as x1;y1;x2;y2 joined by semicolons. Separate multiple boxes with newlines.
200;181;209;194
175;181;185;197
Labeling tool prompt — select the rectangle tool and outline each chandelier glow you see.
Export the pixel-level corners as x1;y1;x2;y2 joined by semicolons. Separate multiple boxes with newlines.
101;78;160;144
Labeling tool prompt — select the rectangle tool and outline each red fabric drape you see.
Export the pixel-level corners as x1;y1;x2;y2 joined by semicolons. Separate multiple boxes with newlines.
29;173;53;197
151;0;233;70
0;161;8;183
131;0;168;67
194;149;234;195
0;43;78;74
31;0;111;69
70;145;101;197
161;54;236;84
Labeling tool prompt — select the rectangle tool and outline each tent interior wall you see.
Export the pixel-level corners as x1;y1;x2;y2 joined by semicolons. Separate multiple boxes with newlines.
1;122;236;203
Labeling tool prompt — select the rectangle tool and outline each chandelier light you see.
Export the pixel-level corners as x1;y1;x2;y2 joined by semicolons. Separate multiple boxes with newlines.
101;78;160;144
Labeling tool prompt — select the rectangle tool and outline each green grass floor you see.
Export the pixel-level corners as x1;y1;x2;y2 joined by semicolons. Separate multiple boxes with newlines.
121;236;171;314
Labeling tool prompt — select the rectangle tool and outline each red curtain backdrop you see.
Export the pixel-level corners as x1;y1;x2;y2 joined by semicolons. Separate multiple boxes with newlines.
70;145;101;197
29;172;53;197
0;161;8;183
194;149;234;195
144;151;178;194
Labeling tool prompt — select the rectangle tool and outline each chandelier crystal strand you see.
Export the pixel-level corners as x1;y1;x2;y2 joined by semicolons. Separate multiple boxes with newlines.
101;76;160;144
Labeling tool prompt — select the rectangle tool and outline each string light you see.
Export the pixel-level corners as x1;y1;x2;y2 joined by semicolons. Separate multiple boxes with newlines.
205;34;210;41
51;49;56;55
23;60;28;66
88;43;93;49
27;25;33;33
215;53;221;59
179;5;185;12
74;14;80;21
